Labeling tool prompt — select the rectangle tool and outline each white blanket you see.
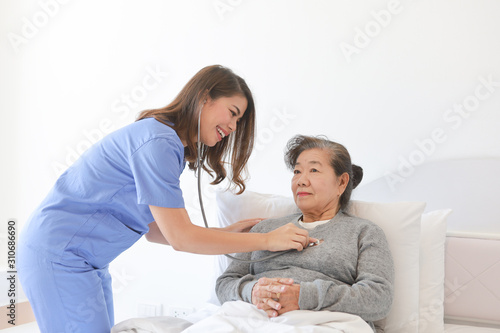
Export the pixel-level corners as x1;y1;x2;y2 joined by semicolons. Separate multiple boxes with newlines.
112;301;373;333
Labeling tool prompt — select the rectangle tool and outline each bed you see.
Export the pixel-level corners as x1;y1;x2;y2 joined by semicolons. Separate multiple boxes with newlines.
350;157;500;332
112;158;500;333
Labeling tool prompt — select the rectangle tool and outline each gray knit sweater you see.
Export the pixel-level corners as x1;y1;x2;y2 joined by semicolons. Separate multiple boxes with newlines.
216;211;394;330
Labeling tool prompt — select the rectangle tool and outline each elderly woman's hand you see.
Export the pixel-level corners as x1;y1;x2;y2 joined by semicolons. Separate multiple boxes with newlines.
274;283;300;315
251;277;298;317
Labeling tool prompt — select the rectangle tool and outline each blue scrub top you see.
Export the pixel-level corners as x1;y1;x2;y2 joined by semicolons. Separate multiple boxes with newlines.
21;118;186;268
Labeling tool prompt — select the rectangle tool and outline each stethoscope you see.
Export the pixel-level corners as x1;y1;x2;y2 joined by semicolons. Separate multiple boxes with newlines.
196;105;317;263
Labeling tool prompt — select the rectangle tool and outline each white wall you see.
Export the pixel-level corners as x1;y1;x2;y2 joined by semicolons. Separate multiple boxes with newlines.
2;0;500;324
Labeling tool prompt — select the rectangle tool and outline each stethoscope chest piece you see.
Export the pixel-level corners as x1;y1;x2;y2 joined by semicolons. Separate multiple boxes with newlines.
308;239;324;248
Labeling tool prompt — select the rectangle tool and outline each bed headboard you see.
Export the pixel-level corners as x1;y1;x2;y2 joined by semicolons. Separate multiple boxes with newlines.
353;158;500;327
444;236;500;326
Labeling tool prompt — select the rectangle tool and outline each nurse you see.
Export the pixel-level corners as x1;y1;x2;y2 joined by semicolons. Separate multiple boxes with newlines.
18;65;313;333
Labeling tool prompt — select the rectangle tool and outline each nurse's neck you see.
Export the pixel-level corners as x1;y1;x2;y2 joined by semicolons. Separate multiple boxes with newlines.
179;132;198;147
178;133;188;147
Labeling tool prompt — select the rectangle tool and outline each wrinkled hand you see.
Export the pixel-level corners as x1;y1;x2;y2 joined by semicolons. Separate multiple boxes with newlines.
251;277;299;317
274;283;300;315
221;218;264;233
266;223;317;252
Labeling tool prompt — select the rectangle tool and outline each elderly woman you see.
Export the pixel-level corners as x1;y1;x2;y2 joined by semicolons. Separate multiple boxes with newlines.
216;135;394;331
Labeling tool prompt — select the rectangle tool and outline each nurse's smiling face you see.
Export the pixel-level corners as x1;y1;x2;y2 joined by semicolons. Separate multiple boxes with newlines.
199;94;247;147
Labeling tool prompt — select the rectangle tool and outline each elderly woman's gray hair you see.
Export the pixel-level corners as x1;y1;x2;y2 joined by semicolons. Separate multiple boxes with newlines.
284;135;363;211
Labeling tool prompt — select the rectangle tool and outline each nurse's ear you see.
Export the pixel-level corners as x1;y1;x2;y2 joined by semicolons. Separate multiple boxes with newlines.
201;89;211;105
204;94;213;105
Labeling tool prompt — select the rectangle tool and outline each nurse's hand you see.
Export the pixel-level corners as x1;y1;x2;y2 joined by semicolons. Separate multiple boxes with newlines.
266;223;316;252
221;218;264;233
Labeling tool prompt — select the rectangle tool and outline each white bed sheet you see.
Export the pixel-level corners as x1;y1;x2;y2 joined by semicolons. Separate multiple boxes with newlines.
112;301;374;333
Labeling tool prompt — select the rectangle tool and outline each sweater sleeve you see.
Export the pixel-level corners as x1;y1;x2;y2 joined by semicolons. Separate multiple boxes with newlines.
298;224;394;322
215;251;258;304
215;216;297;304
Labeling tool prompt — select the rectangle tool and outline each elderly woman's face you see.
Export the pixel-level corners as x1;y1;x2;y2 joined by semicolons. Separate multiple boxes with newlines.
291;148;344;216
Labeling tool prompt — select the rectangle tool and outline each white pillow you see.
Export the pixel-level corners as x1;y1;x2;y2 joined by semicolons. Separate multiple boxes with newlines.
211;190;300;297
216;190;300;228
215;190;425;333
346;200;424;333
418;209;452;333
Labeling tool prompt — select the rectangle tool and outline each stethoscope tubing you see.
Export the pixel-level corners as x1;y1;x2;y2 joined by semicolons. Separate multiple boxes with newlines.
196;107;293;263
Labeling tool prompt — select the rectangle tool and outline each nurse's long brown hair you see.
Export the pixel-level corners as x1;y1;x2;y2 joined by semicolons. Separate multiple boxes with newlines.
136;65;255;194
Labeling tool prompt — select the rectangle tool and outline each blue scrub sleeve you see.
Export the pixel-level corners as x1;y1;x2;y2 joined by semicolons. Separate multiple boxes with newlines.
129;137;185;208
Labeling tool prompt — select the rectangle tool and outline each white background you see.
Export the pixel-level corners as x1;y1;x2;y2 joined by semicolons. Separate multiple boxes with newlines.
1;0;499;326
